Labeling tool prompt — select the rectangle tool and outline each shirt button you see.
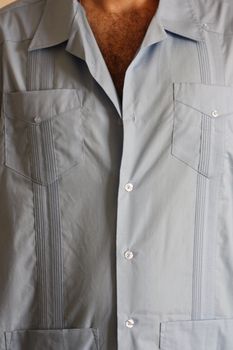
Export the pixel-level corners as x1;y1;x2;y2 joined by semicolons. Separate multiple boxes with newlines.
34;116;41;123
124;250;134;260
125;318;135;328
124;183;134;192
211;110;219;117
202;23;209;29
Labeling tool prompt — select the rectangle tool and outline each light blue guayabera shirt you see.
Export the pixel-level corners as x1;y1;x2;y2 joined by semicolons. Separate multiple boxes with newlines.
1;0;233;349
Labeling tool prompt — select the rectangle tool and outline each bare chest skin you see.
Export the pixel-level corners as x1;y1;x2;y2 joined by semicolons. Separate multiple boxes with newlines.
82;1;159;100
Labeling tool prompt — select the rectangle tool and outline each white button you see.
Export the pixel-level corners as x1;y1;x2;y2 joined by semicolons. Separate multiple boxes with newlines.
124;250;134;260
211;110;219;117
125;318;135;328
202;23;209;29
34;116;41;123
124;183;134;192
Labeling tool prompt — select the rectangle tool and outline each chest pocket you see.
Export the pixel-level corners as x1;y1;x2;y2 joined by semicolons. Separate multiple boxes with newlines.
2;88;85;186
171;82;233;178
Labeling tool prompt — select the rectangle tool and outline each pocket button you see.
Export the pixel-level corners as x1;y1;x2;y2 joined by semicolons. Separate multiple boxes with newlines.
34;116;41;123
211;110;219;118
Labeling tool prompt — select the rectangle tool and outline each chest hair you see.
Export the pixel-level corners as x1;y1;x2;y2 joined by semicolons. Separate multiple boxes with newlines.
84;4;158;99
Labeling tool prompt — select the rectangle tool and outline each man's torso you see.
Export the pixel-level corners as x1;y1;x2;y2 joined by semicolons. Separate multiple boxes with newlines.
1;0;233;349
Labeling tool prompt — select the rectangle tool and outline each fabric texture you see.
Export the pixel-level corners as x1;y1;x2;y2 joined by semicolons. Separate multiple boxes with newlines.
1;0;233;349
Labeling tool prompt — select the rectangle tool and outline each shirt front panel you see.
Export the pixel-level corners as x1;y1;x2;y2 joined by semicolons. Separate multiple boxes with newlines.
1;0;233;350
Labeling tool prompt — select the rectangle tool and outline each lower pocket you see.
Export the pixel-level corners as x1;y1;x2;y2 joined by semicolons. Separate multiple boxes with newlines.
159;318;233;350
4;328;99;350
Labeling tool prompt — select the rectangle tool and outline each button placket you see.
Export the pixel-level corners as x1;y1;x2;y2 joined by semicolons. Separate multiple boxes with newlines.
116;110;140;338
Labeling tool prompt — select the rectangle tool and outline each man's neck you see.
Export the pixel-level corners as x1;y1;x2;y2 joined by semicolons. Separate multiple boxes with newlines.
79;0;158;13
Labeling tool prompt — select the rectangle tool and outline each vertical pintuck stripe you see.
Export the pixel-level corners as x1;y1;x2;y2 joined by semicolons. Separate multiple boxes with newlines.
196;41;211;84
26;50;39;91
40;50;55;90
27;49;54;91
28;124;49;328
41;119;64;328
192;173;207;319
192;40;213;319
198;114;212;177
27;48;64;329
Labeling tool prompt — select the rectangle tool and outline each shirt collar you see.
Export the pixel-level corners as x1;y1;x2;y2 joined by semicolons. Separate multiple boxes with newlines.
157;0;204;42
28;0;78;51
28;0;204;51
